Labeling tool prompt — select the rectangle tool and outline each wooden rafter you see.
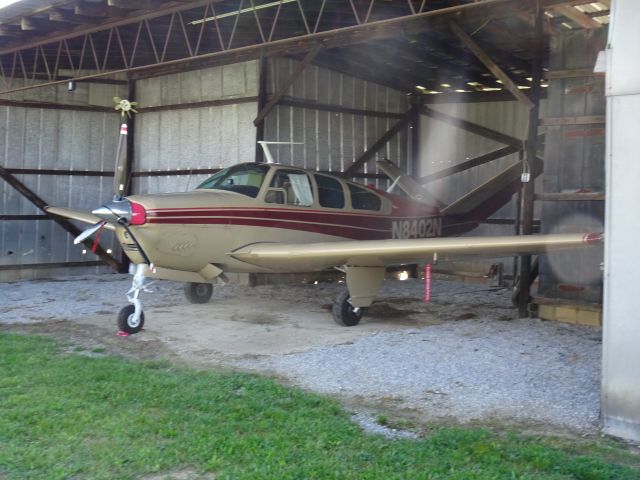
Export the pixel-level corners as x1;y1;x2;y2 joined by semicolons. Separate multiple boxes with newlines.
449;21;534;109
553;4;601;29
419;105;523;148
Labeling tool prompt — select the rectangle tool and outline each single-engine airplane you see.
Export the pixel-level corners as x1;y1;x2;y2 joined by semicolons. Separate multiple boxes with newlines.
45;99;602;334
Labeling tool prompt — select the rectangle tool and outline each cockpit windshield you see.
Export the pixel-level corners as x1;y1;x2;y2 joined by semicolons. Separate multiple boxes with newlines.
196;163;269;198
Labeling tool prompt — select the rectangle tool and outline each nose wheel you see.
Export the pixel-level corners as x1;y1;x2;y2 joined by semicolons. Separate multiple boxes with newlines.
332;290;365;327
117;304;145;334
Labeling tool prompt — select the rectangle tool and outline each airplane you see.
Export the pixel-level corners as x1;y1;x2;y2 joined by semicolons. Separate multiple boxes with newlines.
45;99;602;334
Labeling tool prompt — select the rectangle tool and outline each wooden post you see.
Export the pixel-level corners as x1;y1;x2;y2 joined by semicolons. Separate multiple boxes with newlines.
255;56;268;163
517;2;544;317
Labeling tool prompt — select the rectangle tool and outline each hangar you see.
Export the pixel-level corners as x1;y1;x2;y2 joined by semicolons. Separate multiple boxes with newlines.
0;0;638;441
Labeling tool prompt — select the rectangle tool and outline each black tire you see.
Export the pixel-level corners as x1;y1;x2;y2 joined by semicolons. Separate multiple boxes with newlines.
332;290;364;327
117;304;145;334
184;282;213;304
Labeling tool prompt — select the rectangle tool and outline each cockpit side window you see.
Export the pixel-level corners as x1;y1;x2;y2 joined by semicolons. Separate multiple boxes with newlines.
267;170;314;207
315;174;345;209
348;183;382;211
196;163;268;198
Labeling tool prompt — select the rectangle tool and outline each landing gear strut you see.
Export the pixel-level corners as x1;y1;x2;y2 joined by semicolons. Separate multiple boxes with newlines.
118;263;152;335
332;290;365;327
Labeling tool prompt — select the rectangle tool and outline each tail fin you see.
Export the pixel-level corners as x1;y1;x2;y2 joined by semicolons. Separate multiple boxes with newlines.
376;160;445;208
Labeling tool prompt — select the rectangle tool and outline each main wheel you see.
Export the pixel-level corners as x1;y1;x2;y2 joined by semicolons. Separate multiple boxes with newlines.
332;290;364;327
184;282;213;304
117;304;145;334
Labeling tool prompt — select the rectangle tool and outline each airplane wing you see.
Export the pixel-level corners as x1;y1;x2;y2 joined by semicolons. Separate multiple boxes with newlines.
229;233;602;272
44;206;116;231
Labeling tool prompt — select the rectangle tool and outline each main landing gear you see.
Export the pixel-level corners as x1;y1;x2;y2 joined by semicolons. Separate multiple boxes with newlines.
184;282;213;304
331;266;386;327
332;290;365;326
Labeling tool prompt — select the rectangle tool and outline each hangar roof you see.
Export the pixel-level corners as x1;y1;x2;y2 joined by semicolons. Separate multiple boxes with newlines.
0;0;610;97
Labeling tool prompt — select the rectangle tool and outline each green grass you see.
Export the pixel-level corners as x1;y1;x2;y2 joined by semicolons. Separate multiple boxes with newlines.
0;333;638;480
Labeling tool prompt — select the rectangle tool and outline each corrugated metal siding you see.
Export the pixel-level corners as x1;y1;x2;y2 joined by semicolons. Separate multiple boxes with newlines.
133;61;259;194
264;58;410;186
418;100;542;274
0;80;125;281
538;29;606;303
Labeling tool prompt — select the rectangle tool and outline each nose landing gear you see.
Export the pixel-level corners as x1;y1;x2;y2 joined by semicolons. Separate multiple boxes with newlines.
117;263;152;335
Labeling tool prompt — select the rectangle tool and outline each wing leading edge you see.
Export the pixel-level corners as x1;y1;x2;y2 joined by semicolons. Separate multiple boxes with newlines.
229;233;603;272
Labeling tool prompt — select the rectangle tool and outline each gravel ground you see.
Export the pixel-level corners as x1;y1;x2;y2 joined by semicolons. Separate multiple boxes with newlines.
0;274;602;434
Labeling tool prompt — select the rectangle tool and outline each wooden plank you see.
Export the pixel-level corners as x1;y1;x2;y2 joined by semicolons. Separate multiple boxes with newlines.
138;96;258;114
540;115;605;126
0;99;112;113
553;4;601;29
253;42;323;126
449;21;534;109
4;168;112;176
278;97;405;119
545;68;605;79
343;106;417;178
535;192;605;201
419;105;523;148
419;144;521;184
0;165;122;272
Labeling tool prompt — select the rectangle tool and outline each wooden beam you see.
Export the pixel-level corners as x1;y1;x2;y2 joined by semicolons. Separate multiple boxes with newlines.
278;97;405;119
0;164;122;272
421;89;548;104
552;4;601;29
107;0;162;8
137;96;258;114
253;42;323;126
343;105;417;178
75;2;131;17
535;192;605;201
0;24;22;36
49;9;101;25
449;21;535;109
540;115;605;126
419;145;521;184
546;68;605;79
419;105;523;148
0;99;112;113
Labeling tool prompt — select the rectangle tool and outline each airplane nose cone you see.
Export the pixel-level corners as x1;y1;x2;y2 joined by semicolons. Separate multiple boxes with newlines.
92;200;132;223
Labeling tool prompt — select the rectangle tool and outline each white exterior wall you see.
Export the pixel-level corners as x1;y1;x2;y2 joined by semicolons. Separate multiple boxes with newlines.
601;0;640;442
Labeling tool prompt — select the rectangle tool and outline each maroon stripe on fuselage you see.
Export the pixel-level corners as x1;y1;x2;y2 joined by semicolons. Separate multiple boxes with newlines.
148;216;387;240
147;207;442;240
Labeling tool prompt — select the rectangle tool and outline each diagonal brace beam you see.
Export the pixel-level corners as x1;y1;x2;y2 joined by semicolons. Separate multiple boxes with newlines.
253;42;323;126
419;105;523;148
449;21;534;109
343;105;417;178
0;164;122;272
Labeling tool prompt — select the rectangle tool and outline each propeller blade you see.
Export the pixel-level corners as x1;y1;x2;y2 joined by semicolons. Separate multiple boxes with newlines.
113;122;129;200
74;221;107;245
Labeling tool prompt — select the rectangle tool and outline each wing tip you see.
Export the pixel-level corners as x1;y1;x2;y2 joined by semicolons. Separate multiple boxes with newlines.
583;232;604;245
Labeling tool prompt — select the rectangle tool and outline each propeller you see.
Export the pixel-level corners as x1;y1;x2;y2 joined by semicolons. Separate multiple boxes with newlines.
72;98;139;246
114;96;139;118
